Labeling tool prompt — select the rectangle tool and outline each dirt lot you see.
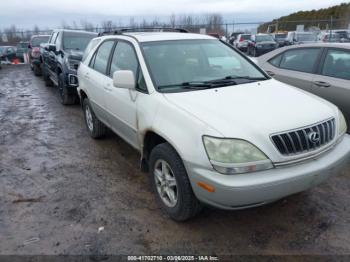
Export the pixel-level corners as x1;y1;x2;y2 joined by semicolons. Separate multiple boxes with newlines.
0;65;350;256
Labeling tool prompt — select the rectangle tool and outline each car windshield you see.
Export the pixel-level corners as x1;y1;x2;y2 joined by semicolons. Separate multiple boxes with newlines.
142;39;267;92
241;34;251;40
296;33;317;42
256;35;274;42
275;34;287;39
17;43;28;49
63;32;97;51
31;36;50;47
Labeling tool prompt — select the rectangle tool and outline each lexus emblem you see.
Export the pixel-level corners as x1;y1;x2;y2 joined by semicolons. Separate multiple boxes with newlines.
308;131;320;144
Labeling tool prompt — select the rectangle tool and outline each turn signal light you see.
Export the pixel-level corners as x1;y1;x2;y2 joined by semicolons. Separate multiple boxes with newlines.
197;182;215;193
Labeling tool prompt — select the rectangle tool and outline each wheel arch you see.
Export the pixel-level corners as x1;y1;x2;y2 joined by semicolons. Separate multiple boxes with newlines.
141;130;182;172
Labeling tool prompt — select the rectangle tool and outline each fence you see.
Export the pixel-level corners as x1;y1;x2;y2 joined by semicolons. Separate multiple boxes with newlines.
1;18;349;45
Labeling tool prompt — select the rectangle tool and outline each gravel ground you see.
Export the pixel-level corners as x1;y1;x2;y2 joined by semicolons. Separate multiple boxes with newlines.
0;65;350;256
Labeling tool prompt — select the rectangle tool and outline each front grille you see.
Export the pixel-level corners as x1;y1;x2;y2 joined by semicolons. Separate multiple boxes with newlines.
271;118;336;156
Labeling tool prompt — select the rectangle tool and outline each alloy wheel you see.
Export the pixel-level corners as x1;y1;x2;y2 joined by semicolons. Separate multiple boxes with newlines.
154;159;178;208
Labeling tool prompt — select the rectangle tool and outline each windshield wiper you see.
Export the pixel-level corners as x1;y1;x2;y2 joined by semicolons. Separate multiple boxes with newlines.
158;82;215;90
209;76;267;82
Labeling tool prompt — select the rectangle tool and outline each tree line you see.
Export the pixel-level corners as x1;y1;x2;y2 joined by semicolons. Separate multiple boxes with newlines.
0;13;225;45
258;2;350;32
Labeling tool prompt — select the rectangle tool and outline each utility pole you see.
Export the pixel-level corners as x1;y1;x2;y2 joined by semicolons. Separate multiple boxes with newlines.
330;16;333;42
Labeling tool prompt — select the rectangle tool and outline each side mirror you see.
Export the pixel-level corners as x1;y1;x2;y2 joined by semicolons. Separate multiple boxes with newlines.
48;44;56;52
113;70;136;89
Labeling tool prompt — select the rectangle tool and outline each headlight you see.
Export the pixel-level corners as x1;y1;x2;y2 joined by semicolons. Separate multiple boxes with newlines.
339;109;347;135
256;44;262;48
203;136;273;175
65;57;80;70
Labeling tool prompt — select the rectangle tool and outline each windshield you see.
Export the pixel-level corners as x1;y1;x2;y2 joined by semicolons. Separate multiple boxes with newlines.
296;33;317;42
17;43;28;49
142;39;267;92
241;34;251;40
256;35;274;42
275;34;287;39
63;32;97;51
31;36;49;47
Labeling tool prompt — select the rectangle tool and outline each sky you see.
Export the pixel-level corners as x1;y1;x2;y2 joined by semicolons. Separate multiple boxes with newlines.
0;0;346;30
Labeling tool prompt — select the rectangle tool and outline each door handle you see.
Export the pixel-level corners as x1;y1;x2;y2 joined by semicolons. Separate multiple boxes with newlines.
266;70;275;77
313;81;330;88
84;72;89;79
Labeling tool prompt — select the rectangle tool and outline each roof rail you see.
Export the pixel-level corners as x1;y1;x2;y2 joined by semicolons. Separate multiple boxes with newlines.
98;27;188;36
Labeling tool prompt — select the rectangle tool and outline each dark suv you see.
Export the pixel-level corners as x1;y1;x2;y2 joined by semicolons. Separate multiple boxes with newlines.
28;35;50;75
42;29;97;105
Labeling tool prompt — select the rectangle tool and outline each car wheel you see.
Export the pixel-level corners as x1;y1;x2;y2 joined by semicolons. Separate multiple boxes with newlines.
58;73;76;105
33;65;41;76
83;98;106;139
149;143;202;221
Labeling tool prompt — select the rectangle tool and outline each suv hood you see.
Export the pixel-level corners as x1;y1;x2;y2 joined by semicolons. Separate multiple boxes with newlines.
66;50;84;61
163;79;337;139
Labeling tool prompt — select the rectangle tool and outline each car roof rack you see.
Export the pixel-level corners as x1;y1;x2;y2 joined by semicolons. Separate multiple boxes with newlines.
98;27;188;36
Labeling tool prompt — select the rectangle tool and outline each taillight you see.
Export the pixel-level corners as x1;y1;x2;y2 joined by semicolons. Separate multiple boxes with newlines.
31;47;40;58
240;38;244;42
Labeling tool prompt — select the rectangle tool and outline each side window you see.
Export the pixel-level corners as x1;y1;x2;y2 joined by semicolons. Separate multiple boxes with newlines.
53;33;60;44
91;41;115;75
268;54;282;67
109;41;139;78
82;39;101;63
279;48;320;73
49;33;57;44
137;72;147;92
321;49;350;80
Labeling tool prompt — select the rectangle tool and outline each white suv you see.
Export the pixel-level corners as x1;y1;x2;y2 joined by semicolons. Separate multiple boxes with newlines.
77;30;350;221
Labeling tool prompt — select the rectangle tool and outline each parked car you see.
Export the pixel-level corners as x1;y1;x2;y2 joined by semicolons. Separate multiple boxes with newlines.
16;42;29;62
228;32;244;45
77;30;350;221
286;31;318;45
233;34;251;52
247;34;278;57
318;32;342;43
28;35;50;75
333;30;350;41
272;33;288;47
42;29;97;105
0;46;17;64
257;43;350;132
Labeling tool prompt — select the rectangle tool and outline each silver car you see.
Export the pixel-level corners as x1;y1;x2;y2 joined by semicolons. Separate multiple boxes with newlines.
258;43;350;132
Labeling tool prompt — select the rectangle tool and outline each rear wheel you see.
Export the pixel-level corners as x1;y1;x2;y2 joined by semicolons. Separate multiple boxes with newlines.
33;64;41;76
83;98;106;139
58;73;76;105
149;143;202;221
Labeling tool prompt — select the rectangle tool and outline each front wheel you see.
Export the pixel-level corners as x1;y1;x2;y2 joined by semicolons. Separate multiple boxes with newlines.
149;143;202;221
58;73;76;105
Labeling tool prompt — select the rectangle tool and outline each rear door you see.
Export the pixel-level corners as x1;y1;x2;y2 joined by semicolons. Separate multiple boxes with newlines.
82;40;116;123
311;48;350;130
262;47;322;93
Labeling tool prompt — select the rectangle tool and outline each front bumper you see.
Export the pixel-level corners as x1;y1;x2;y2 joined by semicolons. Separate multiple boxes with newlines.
184;135;350;210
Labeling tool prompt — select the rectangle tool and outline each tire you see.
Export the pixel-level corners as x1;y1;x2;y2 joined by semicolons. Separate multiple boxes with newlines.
58;73;76;105
33;64;41;76
43;65;53;87
149;143;202;221
83;98;106;139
